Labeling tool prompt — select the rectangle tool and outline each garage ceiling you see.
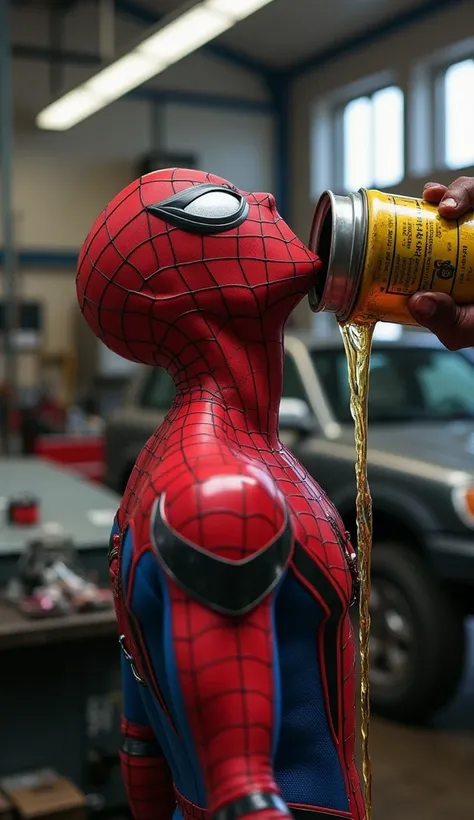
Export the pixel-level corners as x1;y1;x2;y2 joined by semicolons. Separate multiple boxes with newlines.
11;0;452;74
117;0;446;69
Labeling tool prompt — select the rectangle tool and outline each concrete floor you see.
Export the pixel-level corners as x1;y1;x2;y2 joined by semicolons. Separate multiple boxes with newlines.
368;621;474;820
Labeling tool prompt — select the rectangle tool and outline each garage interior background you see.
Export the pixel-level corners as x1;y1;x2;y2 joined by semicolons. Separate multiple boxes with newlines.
1;0;474;399
1;1;474;819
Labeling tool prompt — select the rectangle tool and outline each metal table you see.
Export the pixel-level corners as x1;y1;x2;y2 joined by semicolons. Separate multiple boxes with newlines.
0;458;125;810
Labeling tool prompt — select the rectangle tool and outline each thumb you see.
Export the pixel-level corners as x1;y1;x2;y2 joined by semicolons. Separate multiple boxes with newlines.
408;292;471;349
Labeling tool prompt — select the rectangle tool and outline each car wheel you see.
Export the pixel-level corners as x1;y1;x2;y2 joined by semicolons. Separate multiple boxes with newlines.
368;541;466;724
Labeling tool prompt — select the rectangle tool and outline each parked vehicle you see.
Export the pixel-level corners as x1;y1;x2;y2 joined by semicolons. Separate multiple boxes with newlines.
104;332;474;724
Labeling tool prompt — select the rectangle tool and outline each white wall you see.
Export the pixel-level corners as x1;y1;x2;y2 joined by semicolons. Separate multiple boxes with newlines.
1;2;275;389
289;0;474;242
11;101;273;250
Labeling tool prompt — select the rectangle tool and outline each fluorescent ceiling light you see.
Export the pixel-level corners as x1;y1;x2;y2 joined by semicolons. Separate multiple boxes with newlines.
86;53;166;102
36;0;275;131
138;6;234;63
205;0;275;20
36;88;108;130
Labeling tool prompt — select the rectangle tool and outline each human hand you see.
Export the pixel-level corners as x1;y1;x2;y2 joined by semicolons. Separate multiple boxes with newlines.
408;176;474;349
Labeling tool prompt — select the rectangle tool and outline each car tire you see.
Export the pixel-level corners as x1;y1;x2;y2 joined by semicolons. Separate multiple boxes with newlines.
368;541;466;724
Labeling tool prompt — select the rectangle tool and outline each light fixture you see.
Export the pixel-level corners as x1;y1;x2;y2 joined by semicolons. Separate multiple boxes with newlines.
204;0;275;20
86;53;167;102
36;0;275;131
138;5;233;64
36;88;107;131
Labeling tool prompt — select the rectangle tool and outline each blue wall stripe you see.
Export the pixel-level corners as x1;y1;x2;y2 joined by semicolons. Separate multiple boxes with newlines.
0;250;79;267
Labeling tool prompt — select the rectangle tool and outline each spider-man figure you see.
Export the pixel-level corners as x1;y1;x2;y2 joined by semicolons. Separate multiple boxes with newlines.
76;169;364;820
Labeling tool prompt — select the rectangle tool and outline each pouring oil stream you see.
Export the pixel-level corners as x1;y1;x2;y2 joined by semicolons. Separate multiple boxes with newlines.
340;321;376;820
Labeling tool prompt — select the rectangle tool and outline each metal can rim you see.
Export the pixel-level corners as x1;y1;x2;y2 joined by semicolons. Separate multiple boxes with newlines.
308;188;368;323
308;190;336;313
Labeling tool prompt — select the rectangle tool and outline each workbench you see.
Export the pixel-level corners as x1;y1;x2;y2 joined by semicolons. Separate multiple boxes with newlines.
0;600;116;652
0;458;125;811
0;457;119;583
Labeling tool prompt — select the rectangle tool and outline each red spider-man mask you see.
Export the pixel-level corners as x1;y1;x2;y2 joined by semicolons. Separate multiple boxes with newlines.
76;168;321;371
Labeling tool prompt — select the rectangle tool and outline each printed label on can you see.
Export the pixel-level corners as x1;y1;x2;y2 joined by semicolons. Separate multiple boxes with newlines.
352;190;474;324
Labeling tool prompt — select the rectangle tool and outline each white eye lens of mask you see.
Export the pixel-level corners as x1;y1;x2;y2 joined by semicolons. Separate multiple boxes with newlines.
146;182;249;234
184;191;241;219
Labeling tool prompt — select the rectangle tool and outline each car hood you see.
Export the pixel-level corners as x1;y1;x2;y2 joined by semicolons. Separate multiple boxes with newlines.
337;420;474;477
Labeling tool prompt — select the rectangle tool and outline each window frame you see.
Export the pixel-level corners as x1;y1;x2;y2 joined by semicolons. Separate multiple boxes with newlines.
433;54;474;171
283;338;341;437
311;36;474;202
310;69;403;199
332;86;405;192
409;36;474;175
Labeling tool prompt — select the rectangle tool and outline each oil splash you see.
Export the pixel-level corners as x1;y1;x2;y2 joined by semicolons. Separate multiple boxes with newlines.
340;321;375;820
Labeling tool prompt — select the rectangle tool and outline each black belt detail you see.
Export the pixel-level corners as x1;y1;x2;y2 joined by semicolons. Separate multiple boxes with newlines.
121;736;161;757
290;808;351;819
212;791;291;820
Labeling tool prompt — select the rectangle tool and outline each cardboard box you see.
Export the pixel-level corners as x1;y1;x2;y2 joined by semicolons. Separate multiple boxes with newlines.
0;793;13;820
0;770;85;820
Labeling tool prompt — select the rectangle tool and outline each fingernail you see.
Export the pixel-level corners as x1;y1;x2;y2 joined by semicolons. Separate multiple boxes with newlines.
423;182;437;189
413;295;437;317
441;197;457;208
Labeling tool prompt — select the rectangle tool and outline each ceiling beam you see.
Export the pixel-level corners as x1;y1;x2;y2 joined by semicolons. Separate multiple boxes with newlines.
288;0;469;78
131;86;273;113
13;43;101;66
12;43;272;114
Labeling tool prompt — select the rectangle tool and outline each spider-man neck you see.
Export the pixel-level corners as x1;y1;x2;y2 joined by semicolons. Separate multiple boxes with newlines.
166;302;298;446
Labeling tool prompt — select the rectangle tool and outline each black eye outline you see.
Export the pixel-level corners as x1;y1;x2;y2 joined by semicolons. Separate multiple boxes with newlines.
145;183;249;235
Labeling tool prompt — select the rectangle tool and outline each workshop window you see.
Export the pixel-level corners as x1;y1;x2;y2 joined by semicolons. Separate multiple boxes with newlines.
341;86;405;191
440;59;474;170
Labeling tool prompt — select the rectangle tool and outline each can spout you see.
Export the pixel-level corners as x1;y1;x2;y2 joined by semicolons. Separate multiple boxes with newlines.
307;189;367;323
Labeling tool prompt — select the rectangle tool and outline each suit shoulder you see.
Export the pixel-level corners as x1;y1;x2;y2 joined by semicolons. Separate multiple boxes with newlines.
149;458;293;614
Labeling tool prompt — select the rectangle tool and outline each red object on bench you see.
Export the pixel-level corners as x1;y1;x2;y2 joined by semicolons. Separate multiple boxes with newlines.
34;434;105;483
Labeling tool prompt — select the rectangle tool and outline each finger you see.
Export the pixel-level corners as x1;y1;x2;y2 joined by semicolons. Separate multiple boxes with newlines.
408;292;474;350
438;176;474;217
422;182;447;204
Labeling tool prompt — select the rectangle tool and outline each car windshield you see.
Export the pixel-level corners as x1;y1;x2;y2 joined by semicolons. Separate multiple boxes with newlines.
310;346;474;424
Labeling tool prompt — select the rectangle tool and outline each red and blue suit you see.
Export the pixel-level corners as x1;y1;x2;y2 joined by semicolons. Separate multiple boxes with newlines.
76;168;365;820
